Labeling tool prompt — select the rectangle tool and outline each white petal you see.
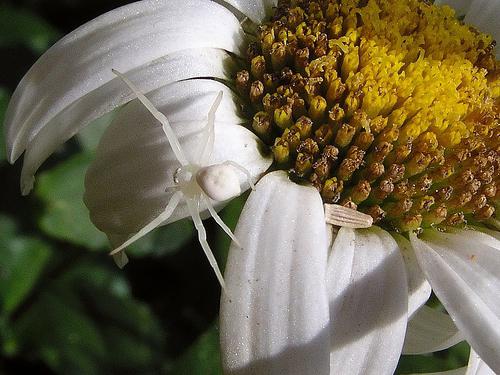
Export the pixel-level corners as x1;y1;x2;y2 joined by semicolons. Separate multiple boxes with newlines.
472;226;500;241
220;171;330;375
394;233;432;318
6;0;244;170
84;79;272;241
327;227;408;375
411;229;500;374
466;349;496;375
17;48;235;194
403;305;464;355
221;0;276;23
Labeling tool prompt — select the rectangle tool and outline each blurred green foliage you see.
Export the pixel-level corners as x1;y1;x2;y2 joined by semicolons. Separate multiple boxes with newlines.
0;5;60;53
35;153;109;250
0;3;472;375
171;324;223;375
0;88;8;161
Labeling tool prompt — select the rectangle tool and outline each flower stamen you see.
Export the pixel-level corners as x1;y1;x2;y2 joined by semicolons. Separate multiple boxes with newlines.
237;0;499;233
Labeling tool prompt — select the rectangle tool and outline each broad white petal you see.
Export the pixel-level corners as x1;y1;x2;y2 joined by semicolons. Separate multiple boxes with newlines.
221;0;276;23
466;349;496;375
6;0;244;172
411;229;500;374
220;171;330;375
394;234;432;318
327;227;408;375
17;48;234;194
403;305;464;355
84;79;272;241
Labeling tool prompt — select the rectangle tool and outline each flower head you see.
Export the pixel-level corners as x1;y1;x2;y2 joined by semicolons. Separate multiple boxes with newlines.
221;0;500;374
4;0;500;374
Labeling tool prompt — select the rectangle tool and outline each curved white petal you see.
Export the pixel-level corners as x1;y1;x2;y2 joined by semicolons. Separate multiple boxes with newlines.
327;227;408;375
221;0;276;23
403;305;464;355
220;171;330;375
6;0;244;178
411;229;500;374
467;349;496;375
394;234;432;318
84;79;272;241
18;48;235;194
436;0;499;56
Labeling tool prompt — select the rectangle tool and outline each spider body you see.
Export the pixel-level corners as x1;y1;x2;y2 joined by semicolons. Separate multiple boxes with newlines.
109;70;252;288
196;164;241;202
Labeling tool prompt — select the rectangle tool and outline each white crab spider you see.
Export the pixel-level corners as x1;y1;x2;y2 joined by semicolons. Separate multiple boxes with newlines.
109;69;255;289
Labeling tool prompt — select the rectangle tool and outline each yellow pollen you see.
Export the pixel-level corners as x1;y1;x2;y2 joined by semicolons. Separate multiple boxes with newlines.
236;0;499;232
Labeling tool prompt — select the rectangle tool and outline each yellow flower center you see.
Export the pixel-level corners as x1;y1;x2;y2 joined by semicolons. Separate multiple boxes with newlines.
236;0;499;232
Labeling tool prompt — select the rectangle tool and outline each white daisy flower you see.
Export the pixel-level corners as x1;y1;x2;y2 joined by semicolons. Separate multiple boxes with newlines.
4;0;500;374
219;0;500;371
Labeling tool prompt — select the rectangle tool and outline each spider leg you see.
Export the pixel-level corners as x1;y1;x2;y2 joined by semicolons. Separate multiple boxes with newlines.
112;69;189;166
198;91;223;164
202;195;242;248
223;160;256;190
109;190;183;256
186;197;226;289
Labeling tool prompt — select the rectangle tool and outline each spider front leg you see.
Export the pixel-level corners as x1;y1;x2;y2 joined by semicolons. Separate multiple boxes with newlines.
202;195;241;247
112;69;189;166
185;196;226;289
109;190;183;256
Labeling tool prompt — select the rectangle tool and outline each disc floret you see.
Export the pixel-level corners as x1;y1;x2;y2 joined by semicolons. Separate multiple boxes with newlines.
237;0;499;232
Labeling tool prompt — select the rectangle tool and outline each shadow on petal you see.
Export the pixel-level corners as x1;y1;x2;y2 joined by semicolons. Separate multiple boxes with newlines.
224;325;331;375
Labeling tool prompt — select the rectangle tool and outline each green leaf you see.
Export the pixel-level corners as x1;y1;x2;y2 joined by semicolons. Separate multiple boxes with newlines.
396;342;470;374
171;323;223;375
57;261;165;371
13;287;106;375
0;88;10;162
0;215;52;316
12;260;165;373
0;6;60;53
35;153;108;250
0;214;17;240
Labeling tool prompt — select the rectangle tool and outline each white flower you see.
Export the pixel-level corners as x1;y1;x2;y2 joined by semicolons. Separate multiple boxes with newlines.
221;171;500;374
4;0;274;269
4;0;500;374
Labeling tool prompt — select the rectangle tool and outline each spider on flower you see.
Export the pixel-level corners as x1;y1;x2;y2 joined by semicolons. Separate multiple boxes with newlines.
109;69;255;288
